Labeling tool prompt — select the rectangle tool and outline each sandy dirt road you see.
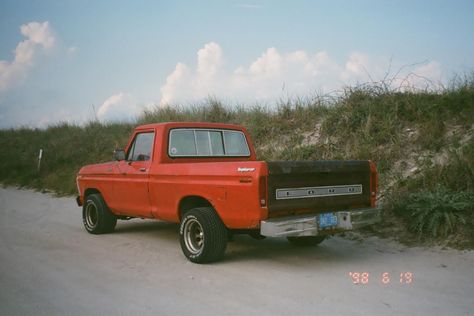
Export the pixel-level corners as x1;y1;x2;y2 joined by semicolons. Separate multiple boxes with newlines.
0;187;473;316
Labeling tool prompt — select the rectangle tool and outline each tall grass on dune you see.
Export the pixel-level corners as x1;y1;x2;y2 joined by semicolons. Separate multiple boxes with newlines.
0;78;473;246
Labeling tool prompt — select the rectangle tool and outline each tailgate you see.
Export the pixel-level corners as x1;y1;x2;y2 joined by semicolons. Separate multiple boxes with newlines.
267;161;372;215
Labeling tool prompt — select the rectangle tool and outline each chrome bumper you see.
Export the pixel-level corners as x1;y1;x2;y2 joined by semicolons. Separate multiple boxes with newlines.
260;208;381;237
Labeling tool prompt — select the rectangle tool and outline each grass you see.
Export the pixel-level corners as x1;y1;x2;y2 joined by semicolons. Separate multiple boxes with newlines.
393;185;473;239
1;78;473;247
0;122;134;194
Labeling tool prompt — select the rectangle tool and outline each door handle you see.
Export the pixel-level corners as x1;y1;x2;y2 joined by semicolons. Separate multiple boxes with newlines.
139;168;147;172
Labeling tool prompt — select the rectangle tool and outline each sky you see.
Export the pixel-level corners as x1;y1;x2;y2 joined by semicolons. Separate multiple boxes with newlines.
0;0;473;128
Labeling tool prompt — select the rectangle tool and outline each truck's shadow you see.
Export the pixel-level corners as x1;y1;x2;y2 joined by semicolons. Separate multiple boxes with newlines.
113;220;375;265
114;220;178;242
223;235;365;265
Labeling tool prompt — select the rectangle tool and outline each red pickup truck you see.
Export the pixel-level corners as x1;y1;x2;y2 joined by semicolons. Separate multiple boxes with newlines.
76;122;380;263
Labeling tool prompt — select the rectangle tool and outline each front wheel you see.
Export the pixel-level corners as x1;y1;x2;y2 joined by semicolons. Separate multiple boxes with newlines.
82;193;117;234
287;235;326;246
179;207;227;263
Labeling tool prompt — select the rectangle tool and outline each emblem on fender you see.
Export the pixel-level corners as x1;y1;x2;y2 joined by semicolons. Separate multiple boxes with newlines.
237;167;255;172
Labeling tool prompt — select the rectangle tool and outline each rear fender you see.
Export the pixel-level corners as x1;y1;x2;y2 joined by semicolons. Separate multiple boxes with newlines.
178;195;215;220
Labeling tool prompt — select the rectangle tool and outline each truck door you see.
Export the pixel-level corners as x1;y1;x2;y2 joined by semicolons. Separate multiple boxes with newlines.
113;131;154;217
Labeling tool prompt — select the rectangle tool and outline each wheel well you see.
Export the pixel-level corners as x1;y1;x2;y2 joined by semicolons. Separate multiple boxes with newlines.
178;196;213;220
84;188;100;199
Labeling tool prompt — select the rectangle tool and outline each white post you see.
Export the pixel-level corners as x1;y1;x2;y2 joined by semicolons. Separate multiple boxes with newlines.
38;149;43;173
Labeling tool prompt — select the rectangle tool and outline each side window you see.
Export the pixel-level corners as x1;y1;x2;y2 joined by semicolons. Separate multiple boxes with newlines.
195;131;211;155
209;131;224;155
223;131;250;156
127;132;155;161
169;129;249;157
169;130;196;156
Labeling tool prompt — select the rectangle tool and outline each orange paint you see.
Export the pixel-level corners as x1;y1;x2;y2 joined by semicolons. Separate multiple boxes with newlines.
77;122;377;230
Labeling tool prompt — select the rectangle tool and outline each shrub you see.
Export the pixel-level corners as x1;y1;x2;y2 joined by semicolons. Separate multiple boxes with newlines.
394;186;474;238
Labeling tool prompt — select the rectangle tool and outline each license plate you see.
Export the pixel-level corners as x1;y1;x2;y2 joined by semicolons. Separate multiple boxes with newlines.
319;212;338;229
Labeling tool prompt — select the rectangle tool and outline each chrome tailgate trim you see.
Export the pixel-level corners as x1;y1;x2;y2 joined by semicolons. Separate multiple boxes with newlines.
276;184;363;200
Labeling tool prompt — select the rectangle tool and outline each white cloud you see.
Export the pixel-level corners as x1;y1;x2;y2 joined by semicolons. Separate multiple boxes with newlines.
341;52;370;80
159;43;445;106
393;61;443;90
97;92;141;121
0;21;56;92
197;42;222;77
160;63;191;105
20;22;55;49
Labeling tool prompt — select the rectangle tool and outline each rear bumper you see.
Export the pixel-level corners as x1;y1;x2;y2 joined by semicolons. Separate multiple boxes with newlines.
260;207;381;237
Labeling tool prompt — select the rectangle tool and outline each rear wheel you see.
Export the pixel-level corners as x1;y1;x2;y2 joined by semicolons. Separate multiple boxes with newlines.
287;235;326;246
179;207;227;263
82;193;117;234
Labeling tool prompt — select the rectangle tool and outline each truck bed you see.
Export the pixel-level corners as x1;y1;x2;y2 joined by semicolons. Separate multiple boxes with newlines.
267;160;374;216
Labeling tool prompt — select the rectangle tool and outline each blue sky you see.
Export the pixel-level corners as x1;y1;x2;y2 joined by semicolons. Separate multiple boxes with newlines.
0;0;473;127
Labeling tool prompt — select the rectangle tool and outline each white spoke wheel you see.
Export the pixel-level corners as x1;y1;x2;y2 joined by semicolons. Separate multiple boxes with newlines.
82;193;117;234
183;218;205;255
179;207;227;263
85;202;99;229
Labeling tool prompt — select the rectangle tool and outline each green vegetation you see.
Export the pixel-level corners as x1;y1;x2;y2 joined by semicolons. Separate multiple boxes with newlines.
393;186;473;238
0;122;133;194
1;78;473;247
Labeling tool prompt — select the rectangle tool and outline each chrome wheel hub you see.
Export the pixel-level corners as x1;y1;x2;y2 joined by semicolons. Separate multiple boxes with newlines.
184;219;204;254
85;202;99;229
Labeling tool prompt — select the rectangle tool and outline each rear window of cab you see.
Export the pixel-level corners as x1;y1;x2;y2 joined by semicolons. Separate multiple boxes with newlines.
168;128;250;157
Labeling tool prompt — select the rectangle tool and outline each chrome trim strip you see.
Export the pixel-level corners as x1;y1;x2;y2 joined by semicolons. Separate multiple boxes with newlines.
276;184;363;200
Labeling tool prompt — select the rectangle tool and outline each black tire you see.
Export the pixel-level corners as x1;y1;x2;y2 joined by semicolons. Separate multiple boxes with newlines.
82;193;117;234
287;235;326;246
179;207;228;263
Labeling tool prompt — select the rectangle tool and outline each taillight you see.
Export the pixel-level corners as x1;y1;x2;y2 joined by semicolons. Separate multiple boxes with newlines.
259;176;267;207
369;161;378;207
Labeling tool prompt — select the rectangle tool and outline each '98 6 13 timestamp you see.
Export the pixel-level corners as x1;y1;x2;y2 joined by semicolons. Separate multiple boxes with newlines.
349;272;413;284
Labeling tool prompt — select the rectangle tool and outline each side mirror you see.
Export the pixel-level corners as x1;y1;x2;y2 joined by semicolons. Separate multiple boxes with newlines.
114;149;126;161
